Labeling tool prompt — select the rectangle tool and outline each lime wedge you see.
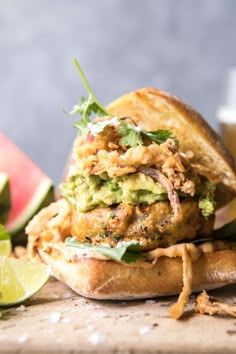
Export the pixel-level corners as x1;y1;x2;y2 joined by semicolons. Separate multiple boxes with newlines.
0;239;12;256
0;256;50;306
0;224;12;256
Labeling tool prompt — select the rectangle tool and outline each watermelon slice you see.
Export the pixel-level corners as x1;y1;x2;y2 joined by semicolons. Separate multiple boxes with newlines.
0;133;55;245
0;173;11;224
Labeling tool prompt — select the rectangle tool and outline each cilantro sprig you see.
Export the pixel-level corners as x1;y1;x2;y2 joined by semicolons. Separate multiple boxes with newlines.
65;237;141;263
118;123;143;147
67;58;110;138
144;130;178;145
118;122;178;148
67;58;178;147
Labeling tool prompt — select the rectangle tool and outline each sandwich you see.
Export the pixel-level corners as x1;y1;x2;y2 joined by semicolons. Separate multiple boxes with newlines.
26;60;236;319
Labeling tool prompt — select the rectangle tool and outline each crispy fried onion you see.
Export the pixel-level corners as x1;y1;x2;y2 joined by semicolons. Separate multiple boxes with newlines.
26;199;71;259
69;137;197;198
70;140;178;178
195;290;236;317
139;167;182;221
147;243;201;320
169;247;193;320
162;154;196;195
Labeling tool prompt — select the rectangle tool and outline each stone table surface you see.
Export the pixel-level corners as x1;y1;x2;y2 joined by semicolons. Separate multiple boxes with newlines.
0;278;236;353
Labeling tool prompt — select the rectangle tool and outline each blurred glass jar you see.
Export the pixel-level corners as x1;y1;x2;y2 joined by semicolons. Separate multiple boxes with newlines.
217;67;236;222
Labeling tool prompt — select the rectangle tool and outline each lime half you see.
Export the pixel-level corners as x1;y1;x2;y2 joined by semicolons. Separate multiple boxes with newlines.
0;225;12;256
0;256;50;306
0;239;12;256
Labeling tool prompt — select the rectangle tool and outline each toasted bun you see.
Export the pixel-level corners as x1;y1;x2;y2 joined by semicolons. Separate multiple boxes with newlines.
106;88;236;207
37;246;236;300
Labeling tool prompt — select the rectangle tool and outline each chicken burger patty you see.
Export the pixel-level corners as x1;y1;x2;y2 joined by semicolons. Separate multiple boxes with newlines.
70;199;214;251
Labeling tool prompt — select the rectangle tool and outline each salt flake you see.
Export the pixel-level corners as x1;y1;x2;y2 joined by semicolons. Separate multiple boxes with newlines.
85;304;101;310
62;317;72;324
48;312;61;323
92;312;107;319
17;333;29;343
119;314;131;321
139;327;151;335
145;299;156;305
87;324;95;331
16;305;26;312
88;333;106;345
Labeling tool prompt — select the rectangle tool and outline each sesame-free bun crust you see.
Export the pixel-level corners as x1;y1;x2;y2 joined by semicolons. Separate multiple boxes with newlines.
37;247;236;300
107;88;236;207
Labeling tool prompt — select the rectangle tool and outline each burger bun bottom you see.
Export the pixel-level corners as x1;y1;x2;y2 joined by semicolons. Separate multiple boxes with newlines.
38;248;236;300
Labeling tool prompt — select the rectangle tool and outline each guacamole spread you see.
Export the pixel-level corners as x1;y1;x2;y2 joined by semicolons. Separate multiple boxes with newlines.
60;173;215;217
60;173;168;212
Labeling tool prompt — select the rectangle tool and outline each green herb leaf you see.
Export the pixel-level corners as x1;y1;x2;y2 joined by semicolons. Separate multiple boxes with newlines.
212;218;236;242
67;58;110;137
192;218;236;245
0;224;11;241
73;119;90;139
118;123;144;147
118;122;177;148
143;129;179;145
66;59;177;147
199;199;215;217
65;237;141;263
198;182;216;218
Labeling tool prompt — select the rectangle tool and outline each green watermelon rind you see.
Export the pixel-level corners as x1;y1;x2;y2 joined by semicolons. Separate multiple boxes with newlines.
0;173;11;225
7;177;55;246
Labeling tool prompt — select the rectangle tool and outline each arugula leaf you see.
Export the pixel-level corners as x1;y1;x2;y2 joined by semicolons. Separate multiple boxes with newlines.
0;224;11;241
67;58;110;137
192;218;236;245
65;237;141;263
212;219;236;242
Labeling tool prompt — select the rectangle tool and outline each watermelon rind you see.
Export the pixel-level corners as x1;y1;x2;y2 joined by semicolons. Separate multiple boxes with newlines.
0;173;11;225
6;177;55;246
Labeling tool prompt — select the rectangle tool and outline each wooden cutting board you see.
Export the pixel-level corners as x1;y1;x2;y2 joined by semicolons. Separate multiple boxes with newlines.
0;278;235;353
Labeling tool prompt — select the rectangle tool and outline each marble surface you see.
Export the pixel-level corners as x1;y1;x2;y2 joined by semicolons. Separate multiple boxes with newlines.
0;278;236;353
0;0;236;183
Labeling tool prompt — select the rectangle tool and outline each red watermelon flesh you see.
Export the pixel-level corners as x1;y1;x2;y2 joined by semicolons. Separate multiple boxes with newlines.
0;132;55;244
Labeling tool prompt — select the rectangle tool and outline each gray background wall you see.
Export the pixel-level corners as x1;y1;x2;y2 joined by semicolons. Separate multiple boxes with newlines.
1;0;236;184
